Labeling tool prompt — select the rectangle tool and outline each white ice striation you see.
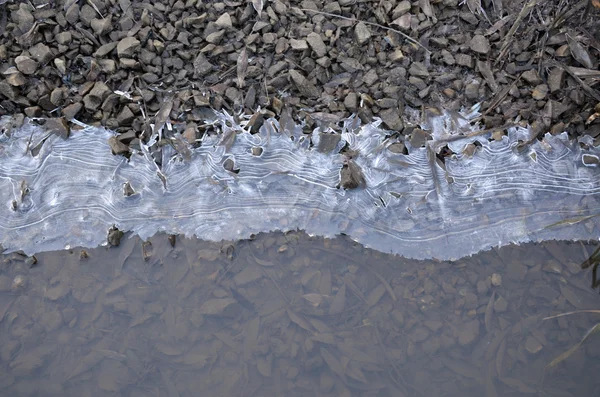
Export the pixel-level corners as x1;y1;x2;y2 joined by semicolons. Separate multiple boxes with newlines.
1;105;599;259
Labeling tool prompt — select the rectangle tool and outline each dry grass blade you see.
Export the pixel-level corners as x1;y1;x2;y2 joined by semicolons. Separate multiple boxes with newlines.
546;322;600;368
543;310;600;320
497;0;542;64
300;9;431;54
236;47;248;89
549;60;600;102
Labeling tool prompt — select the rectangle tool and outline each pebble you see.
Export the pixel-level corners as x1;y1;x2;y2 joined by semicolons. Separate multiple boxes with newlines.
44;118;70;139
457;319;480;346
491;273;502;286
354;22;371;45
290;39;309;50
531;84;549;100
15;55;38;75
116;37;140;58
455;53;474;68
306;32;327;58
215;13;232;29
408;62;429;78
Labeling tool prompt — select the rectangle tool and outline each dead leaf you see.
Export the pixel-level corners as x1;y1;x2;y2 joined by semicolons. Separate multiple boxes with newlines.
485;291;496;333
345;361;368;383
243;317;260;361
302;293;324;307
287;309;313;332
320;348;347;383
594;0;600;8
251;0;263;16
319;268;332;295
153;98;173;135
566;34;594;69
198;298;240;317
367;284;386;307
236;47;248;89
311;333;336;344
66;351;103;380
329;284;345;315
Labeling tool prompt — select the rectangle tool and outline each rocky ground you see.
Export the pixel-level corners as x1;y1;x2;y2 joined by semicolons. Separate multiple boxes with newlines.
0;0;599;150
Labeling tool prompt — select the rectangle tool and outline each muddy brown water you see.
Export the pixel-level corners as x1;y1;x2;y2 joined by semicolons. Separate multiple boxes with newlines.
1;232;599;397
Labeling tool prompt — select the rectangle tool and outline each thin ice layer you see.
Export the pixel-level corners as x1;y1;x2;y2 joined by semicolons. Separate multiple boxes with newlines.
0;109;599;260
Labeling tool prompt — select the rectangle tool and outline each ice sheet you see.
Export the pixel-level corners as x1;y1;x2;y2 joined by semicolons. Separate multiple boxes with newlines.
1;107;599;259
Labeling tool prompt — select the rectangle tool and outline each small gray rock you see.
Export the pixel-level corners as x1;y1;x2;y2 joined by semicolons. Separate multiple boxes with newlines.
470;35;490;54
44;118;70;139
289;70;320;98
408;61;429;78
354;22;371;45
455;53;474;68
306;32;327;58
15;55;38;75
62;103;82;120
116;37;140;58
344;92;358;112
290;39;309;50
380;108;403;130
193;52;214;77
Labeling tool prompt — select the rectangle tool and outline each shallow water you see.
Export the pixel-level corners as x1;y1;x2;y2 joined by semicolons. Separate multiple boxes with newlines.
1;232;599;397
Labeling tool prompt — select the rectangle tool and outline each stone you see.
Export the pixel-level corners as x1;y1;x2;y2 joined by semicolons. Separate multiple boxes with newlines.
409;61;429;78
531;84;548;100
354;22;371;45
289;70;320;98
215;13;232;28
94;42;118;58
108;136;129;155
91;18;112;35
457;319;480;346
14;3;34;34
306;32;327;58
392;14;411;30
380;108;403;130
193;52;214;77
116;37;140;58
344;92;358;112
491;273;502;286
55;32;72;45
117;106;135;126
62;103;82;120
44;118;70;139
522;69;542;85
455;53;474;68
83;82;111;111
5;71;26;86
392;0;411;17
547;68;564;93
24;106;42;117
29;43;53;64
50;88;65;106
290;39;309;50
15;55;38;75
206;30;225;44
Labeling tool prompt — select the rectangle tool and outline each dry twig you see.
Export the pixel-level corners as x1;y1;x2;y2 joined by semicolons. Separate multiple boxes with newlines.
300;9;431;54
